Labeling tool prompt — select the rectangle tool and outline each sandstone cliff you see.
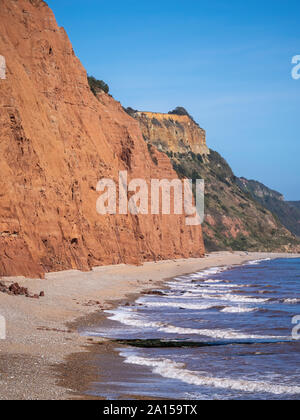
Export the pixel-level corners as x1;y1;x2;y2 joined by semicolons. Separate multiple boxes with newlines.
128;109;209;156
130;111;300;252
0;0;205;278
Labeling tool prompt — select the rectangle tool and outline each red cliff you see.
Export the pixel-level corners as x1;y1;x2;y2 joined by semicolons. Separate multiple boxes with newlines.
0;0;205;278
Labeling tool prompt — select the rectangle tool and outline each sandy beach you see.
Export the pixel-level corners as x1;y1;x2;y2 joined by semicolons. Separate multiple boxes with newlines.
0;251;300;400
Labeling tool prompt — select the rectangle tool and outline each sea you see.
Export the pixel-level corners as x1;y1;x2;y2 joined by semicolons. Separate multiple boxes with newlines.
83;258;300;400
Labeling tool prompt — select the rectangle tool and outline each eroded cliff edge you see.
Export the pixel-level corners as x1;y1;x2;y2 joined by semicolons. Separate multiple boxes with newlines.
130;109;300;252
0;0;205;278
128;107;209;156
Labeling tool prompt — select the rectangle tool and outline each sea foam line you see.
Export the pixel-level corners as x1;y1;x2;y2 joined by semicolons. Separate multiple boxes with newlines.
220;306;258;313
141;299;258;313
140;300;216;311
247;258;271;266
167;291;269;304
283;298;300;304
120;353;300;396
193;292;270;304
107;309;286;340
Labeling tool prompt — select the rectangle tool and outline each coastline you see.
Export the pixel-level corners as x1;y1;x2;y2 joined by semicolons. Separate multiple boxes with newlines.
0;251;300;400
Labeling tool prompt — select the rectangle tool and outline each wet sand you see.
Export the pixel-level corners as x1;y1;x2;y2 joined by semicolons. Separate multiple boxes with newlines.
0;251;299;400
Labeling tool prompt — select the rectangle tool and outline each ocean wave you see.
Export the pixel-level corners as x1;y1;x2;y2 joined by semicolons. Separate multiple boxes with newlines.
107;309;285;340
163;291;266;303
121;353;300;396
160;326;284;340
165;284;247;298
166;282;195;290
141;301;216;311
197;267;225;276
199;292;270;304
201;283;245;289
220;306;258;313
247;258;271;266
169;269;225;283
106;309;164;329
184;266;229;280
203;279;223;284
283;298;300;304
171;291;269;303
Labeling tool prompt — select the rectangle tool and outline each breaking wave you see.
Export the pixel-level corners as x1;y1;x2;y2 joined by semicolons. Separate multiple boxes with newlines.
220;306;258;313
140;300;216;311
283;298;300;304
121;353;300;396
107;309;286;340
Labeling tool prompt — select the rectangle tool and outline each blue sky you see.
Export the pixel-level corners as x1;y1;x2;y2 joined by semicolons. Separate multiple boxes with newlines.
48;0;300;200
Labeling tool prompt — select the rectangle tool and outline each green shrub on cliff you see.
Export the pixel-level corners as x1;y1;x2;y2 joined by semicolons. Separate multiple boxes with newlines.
168;106;197;124
88;75;109;96
169;107;191;117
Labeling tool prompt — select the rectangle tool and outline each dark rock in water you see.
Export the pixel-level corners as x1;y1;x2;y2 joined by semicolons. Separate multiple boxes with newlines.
116;338;289;349
144;290;165;296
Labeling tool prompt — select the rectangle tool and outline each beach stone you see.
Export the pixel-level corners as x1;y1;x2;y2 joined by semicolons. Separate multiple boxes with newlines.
145;290;165;296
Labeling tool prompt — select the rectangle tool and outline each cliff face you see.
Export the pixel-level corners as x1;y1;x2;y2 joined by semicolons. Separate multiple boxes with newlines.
130;111;300;252
238;179;300;238
289;202;300;211
0;0;205;278
174;151;300;252
237;178;284;202
130;111;209;156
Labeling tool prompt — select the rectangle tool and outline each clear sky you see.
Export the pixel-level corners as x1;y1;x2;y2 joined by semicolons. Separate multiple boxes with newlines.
47;0;300;200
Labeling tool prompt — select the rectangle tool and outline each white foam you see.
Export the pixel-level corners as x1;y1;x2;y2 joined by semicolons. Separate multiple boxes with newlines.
160;326;283;340
121;353;300;396
199;292;269;304
204;279;223;284
165;283;245;298
247;258;271;266
107;309;282;340
173;267;228;283
163;291;265;303
188;283;245;290
221;306;258;313
283;298;300;304
211;283;245;288
167;282;194;290
141;301;216;311
196;267;228;278
106;309;164;329
247;260;260;266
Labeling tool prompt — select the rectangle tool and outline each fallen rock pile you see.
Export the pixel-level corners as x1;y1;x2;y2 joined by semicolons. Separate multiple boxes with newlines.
0;281;45;299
